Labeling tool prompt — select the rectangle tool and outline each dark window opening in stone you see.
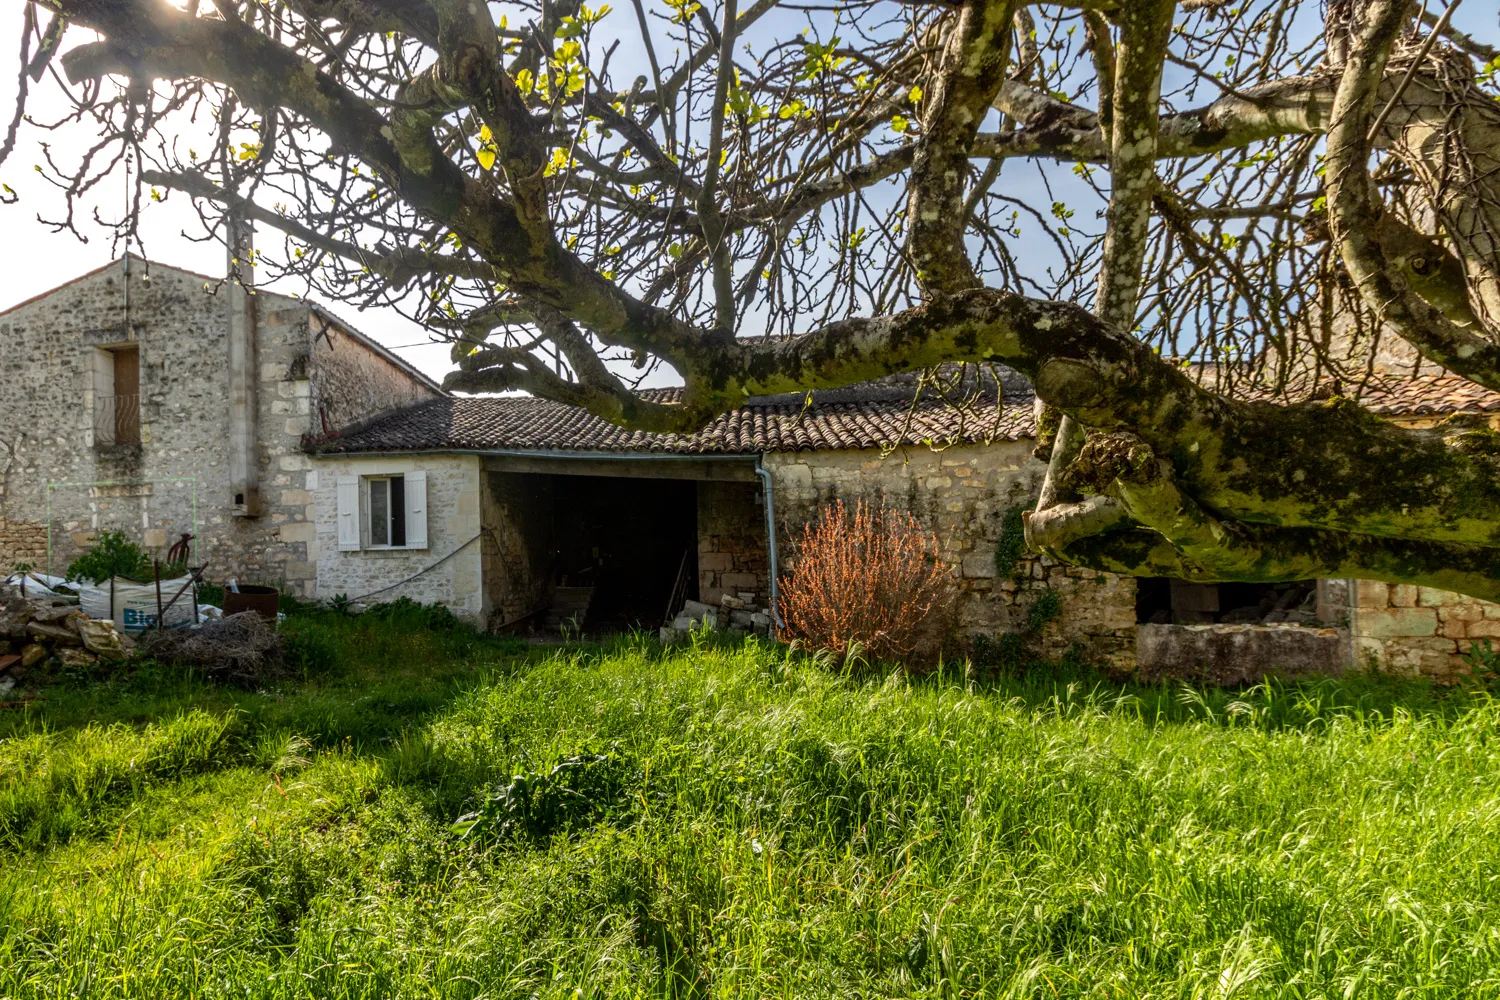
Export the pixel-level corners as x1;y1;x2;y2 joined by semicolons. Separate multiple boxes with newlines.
1136;578;1320;625
368;475;406;547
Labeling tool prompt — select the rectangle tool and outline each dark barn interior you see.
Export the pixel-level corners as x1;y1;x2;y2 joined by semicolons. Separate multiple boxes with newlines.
484;458;764;635
1136;577;1321;626
548;474;698;630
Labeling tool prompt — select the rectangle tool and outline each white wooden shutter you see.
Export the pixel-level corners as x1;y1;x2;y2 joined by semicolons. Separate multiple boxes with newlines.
403;471;428;550
336;476;361;551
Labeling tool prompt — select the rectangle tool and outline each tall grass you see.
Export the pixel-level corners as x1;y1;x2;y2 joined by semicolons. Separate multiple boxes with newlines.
0;615;1496;997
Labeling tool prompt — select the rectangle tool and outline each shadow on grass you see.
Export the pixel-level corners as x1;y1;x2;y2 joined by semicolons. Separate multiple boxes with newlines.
0;610;539;751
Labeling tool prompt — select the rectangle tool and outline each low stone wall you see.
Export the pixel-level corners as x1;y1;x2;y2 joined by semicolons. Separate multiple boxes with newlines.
1136;623;1348;685
1351;580;1500;681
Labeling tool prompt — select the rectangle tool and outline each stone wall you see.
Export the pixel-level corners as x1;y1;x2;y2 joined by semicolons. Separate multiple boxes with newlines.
0;518;47;568
0;257;436;596
696;480;770;607
309;316;440;433
1350;580;1500;681
763;443;1138;669
482;470;554;625
310;453;486;621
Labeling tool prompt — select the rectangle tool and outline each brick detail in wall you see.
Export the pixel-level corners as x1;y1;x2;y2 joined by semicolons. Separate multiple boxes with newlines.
0;518;47;567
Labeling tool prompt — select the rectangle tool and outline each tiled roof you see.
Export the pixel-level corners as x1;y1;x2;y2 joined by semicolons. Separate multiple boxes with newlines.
312;369;1037;455
309;369;1500;457
1347;373;1500;416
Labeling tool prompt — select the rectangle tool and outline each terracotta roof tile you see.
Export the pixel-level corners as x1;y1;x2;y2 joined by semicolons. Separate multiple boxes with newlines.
313;370;1037;455
310;370;1500;456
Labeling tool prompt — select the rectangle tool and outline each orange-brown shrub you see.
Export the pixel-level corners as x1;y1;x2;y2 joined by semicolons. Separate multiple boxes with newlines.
776;499;956;665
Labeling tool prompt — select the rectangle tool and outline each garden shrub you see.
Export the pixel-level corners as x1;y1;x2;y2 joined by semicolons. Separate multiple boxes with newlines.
65;529;188;584
65;530;153;584
776;498;955;665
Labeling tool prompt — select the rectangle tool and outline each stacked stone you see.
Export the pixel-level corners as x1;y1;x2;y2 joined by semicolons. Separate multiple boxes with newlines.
0;518;48;567
0;584;133;686
1352;580;1500;680
660;593;774;644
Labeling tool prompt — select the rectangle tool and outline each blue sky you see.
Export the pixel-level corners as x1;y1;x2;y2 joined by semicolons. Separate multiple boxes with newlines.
0;1;1490;388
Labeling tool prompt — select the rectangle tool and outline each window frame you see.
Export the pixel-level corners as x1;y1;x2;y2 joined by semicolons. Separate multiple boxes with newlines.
363;474;408;549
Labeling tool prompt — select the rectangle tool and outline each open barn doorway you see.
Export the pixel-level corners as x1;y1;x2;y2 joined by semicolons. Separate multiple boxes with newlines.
546;474;698;631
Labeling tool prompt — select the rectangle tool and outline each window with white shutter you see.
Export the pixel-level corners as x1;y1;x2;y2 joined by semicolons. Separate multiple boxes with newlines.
336;476;361;551
403;471;428;550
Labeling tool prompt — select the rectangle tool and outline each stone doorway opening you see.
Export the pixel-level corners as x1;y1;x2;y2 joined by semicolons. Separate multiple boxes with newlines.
547;474;698;631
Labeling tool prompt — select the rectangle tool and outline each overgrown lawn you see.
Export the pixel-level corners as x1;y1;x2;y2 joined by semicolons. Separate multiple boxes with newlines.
0;612;1496;998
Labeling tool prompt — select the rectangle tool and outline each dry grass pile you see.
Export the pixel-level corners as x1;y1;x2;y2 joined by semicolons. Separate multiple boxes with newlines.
137;612;283;686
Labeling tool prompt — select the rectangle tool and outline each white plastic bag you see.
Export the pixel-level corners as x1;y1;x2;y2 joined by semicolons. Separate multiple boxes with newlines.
4;573;60;598
75;576;199;633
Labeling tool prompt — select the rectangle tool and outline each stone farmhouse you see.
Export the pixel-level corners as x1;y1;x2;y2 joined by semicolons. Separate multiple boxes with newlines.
307;366;1500;682
0;257;441;589
5;257;1499;681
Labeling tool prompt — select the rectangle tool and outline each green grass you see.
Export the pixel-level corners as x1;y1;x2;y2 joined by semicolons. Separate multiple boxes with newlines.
0;612;1498;997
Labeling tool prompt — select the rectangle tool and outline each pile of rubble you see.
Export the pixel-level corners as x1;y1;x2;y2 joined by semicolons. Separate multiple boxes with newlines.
0;584;133;690
660;592;775;644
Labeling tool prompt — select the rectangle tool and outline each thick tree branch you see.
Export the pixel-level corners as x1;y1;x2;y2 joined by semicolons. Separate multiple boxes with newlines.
1324;0;1500;390
906;0;1018;292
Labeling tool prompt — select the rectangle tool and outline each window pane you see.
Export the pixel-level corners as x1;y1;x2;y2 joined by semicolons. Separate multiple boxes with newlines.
390;476;406;547
370;479;389;546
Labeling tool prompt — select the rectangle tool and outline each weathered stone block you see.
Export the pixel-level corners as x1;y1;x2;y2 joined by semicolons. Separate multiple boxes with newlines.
1463;618;1500;638
278;522;316;544
1389;585;1419;608
1359;607;1438;637
55;648;96;669
779;464;813;490
1136;624;1347;685
26;621;81;646
698;552;733;573
1356;580;1389;608
1437;603;1483;623
1417;587;1461;608
960;554;996;579
79;619;128;661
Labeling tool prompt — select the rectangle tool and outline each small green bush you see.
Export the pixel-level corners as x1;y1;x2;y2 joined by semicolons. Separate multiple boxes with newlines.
65;530;152;584
65;530;188;584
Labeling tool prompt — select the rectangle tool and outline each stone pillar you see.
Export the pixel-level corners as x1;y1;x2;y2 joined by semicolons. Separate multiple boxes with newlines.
227;210;260;516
